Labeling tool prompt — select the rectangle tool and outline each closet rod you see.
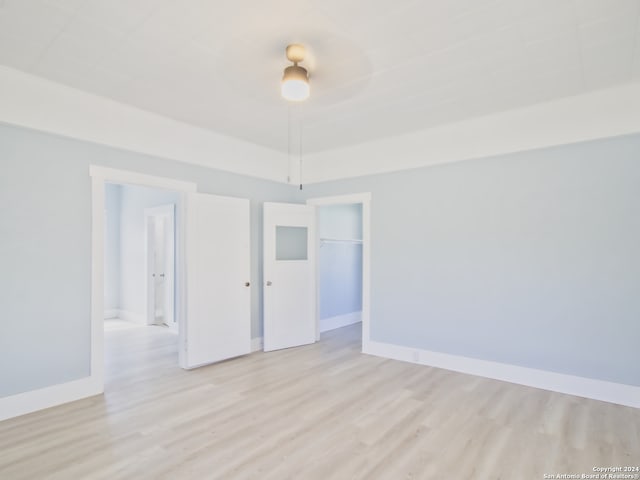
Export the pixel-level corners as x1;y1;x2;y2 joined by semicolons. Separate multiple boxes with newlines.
319;238;363;245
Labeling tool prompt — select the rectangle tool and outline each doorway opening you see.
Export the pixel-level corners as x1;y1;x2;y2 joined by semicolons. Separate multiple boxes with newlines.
145;204;176;332
307;193;371;351
103;183;181;380
317;204;363;339
91;166;197;392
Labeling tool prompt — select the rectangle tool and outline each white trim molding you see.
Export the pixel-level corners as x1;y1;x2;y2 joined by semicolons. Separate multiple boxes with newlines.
364;341;640;409
320;312;362;333
102;310;148;323
0;377;102;422
307;192;372;205
0;66;289;183
117;310;146;325
90;166;197;192
302;83;640;183
251;337;264;353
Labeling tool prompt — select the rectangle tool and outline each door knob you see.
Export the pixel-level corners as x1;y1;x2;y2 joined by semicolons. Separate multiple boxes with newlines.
266;281;272;286
244;282;250;287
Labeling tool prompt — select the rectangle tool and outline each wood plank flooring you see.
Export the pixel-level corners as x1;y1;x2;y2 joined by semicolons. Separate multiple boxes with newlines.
0;320;638;479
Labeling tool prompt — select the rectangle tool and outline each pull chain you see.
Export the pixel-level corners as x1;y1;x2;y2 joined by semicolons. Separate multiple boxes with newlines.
287;105;304;189
287;106;292;184
299;114;303;190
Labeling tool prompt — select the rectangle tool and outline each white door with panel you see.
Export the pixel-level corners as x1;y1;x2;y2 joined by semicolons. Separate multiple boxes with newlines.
263;202;316;351
185;193;251;368
145;205;175;331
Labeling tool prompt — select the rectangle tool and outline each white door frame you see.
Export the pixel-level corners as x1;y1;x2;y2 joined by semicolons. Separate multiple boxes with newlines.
144;204;176;330
306;193;372;352
90;166;197;391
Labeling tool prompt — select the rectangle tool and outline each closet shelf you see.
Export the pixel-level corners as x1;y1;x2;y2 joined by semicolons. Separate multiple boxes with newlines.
319;238;363;245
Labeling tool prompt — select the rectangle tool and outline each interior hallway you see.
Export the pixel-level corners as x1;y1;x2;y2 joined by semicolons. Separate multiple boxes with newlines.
0;322;638;479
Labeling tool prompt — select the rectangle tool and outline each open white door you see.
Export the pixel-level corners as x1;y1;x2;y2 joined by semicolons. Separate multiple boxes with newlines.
184;193;251;368
145;204;176;331
263;202;316;351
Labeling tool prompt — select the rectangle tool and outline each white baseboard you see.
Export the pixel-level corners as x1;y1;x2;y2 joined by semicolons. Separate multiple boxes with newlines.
117;309;146;325
363;340;640;409
320;311;362;333
0;376;103;422
103;309;119;319
251;337;263;352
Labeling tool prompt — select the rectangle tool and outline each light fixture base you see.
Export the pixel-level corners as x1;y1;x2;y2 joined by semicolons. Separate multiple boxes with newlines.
286;44;306;64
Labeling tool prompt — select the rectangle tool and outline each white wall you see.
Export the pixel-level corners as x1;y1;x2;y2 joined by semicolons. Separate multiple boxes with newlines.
318;204;363;322
103;184;121;315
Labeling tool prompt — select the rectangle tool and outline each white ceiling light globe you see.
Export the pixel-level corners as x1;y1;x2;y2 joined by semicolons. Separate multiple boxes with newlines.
281;78;310;101
281;61;310;102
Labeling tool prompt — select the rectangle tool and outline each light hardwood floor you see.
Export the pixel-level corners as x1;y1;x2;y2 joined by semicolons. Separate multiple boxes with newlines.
1;321;638;479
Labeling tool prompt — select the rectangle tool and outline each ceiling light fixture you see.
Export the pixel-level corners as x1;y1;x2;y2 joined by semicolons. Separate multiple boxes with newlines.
281;44;310;101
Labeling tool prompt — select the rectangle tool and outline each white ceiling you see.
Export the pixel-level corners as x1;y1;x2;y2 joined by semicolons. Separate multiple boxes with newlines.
0;0;639;154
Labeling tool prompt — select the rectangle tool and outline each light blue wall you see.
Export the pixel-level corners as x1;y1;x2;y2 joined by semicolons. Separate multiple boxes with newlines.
318;204;363;319
317;204;363;240
0;123;297;398
302;134;640;387
2;120;639;399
